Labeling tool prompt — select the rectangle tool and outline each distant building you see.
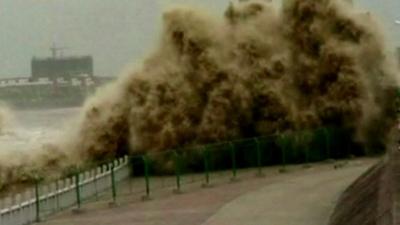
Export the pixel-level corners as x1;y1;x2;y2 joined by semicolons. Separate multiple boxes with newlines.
0;47;114;109
31;56;93;80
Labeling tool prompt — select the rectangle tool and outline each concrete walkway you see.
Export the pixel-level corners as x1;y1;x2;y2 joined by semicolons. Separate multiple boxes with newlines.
203;163;370;225
39;159;375;225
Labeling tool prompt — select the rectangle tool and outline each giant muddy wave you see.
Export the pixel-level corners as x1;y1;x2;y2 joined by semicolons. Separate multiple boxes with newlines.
0;0;399;190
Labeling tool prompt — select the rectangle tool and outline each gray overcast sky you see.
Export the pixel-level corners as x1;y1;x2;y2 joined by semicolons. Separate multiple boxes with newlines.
0;0;399;77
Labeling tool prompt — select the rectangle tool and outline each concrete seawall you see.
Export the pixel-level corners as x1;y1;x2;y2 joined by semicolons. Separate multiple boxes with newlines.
329;155;394;225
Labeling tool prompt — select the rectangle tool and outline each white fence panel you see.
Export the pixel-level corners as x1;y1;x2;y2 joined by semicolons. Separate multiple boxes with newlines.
0;156;130;225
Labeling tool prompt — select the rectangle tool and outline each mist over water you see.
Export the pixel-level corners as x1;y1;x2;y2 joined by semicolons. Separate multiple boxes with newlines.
0;108;79;155
0;0;399;190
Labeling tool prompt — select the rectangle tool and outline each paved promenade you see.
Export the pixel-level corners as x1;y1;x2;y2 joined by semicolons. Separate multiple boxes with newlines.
203;162;371;225
39;159;376;225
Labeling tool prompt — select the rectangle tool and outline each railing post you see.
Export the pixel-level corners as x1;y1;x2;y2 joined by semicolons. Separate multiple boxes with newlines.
111;160;117;204
323;128;332;160
141;155;151;201
173;151;182;194
94;168;99;200
305;132;309;164
279;134;288;173
202;146;211;188
229;142;237;181
75;171;81;210
55;180;60;211
254;138;264;177
128;156;134;194
35;180;40;222
303;130;311;168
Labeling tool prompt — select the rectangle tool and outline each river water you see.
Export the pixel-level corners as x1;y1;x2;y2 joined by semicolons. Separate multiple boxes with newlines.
0;108;81;153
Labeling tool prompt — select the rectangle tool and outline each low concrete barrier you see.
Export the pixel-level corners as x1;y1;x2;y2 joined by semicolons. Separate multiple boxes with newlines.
329;155;394;225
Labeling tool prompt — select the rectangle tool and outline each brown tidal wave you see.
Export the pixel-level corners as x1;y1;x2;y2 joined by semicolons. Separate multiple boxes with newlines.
1;0;399;190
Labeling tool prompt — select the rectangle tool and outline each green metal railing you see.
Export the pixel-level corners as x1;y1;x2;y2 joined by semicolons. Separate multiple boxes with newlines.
2;126;354;224
126;126;352;200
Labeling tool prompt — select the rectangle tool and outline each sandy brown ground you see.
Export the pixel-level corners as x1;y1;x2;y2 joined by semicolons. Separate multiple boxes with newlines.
38;158;377;225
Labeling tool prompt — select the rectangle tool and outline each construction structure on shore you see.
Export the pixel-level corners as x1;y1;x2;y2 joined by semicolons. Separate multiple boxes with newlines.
0;46;112;109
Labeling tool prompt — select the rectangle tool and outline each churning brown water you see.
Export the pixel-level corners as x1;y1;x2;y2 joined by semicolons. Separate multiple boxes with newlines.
0;0;399;190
